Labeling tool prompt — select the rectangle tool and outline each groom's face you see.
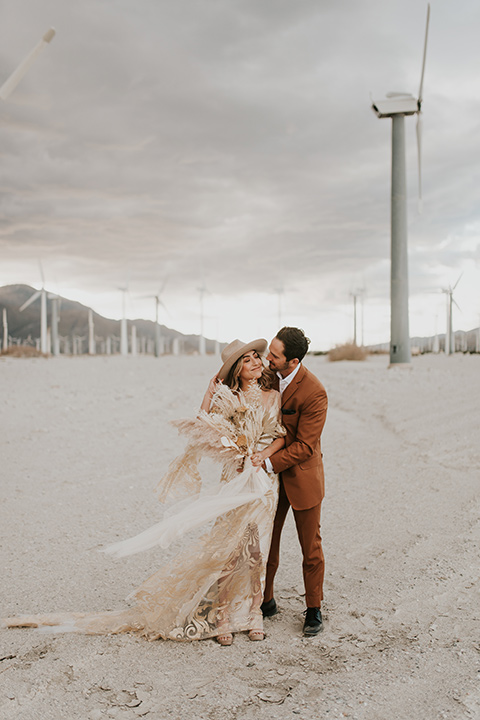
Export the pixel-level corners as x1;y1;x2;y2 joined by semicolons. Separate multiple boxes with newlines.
267;337;296;377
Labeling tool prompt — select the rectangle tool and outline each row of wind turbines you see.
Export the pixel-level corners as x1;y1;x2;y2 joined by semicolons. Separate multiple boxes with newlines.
2;271;220;357
5;276;293;357
350;273;470;355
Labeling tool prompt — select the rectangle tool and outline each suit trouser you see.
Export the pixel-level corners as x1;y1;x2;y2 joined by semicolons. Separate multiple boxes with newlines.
264;479;324;608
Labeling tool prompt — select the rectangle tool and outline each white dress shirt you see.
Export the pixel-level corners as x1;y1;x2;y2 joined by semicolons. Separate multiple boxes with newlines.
264;363;301;473
277;362;301;394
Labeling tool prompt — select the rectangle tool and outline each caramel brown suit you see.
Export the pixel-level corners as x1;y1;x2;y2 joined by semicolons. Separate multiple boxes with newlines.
265;364;328;607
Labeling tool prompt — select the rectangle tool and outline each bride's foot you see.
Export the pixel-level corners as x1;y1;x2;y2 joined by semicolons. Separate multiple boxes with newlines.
216;632;233;646
248;629;265;641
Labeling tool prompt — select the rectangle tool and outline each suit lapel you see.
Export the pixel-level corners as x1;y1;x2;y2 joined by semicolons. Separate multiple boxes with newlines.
281;364;306;406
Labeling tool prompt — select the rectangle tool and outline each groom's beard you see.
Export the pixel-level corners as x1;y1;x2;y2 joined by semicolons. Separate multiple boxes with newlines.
268;362;276;372
269;361;287;374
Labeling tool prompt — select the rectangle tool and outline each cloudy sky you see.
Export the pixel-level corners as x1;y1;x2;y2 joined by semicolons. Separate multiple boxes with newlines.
1;0;479;350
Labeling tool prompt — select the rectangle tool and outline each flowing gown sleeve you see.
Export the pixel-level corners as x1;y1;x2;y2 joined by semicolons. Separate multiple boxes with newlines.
104;387;285;558
155;385;241;502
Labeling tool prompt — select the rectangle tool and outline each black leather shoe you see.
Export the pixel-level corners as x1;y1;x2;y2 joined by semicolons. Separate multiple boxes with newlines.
260;598;278;617
303;607;323;636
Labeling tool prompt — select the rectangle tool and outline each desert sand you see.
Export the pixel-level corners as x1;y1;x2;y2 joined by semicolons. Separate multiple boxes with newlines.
1;352;479;720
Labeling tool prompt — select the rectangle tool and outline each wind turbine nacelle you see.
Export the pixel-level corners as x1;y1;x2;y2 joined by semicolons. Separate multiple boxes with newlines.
372;95;418;118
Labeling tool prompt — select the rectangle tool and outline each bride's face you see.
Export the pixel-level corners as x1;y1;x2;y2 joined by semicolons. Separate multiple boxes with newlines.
239;350;263;383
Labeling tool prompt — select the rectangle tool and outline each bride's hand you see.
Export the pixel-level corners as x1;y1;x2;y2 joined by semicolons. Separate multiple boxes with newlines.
250;452;264;467
200;374;222;412
206;374;221;397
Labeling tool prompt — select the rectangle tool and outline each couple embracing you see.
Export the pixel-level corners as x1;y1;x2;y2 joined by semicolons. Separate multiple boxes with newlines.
4;327;328;646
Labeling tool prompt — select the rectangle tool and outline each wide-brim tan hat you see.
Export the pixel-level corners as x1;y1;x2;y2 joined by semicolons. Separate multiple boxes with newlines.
218;338;268;380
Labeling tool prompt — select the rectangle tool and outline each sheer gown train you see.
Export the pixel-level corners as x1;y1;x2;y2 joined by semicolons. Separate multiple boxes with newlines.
4;384;285;641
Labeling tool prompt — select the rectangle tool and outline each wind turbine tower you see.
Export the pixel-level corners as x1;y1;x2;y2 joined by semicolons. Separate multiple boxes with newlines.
88;308;95;355
131;325;137;356
154;294;162;357
153;281;168;357
50;294;60;355
350;291;359;346
198;284;207;355
119;285;128;356
140;281;168;357
442;274;462;356
372;4;430;365
19;285;48;354
350;288;366;346
2;308;8;351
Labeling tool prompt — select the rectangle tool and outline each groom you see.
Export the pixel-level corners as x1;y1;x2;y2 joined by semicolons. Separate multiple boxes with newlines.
261;327;328;636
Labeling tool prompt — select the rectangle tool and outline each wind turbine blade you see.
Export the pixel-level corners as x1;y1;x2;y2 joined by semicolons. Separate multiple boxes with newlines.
159;299;171;317
19;291;41;312
452;298;461;312
39;259;45;286
158;276;169;296
0;28;56;101
416;113;423;213
453;272;463;290
418;3;431;106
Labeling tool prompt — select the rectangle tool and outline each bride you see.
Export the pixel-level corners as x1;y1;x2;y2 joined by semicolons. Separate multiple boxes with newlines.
4;338;285;646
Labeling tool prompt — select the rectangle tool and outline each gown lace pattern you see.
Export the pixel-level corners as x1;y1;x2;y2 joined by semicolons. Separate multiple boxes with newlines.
4;384;285;641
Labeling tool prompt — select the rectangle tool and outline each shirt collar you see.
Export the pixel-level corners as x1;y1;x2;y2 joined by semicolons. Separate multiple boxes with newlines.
277;362;301;393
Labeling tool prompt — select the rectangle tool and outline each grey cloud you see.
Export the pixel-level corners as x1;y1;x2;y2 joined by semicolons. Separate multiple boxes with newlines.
1;0;479;333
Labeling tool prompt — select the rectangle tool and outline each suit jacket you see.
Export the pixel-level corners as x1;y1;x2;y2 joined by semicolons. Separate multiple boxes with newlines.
270;364;328;511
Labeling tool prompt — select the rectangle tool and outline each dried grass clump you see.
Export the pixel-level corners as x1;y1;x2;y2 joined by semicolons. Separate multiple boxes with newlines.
368;348;389;355
328;343;368;362
0;345;47;358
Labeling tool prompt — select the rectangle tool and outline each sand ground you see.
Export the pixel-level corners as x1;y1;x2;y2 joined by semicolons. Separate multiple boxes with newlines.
1;352;479;720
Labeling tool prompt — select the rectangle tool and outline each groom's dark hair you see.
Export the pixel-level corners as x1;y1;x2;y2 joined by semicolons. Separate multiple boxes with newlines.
276;327;310;363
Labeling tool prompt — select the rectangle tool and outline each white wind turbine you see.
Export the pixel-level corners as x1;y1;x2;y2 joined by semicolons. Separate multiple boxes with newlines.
2;308;8;351
141;279;169;357
88;308;95;355
372;4;431;365
350;288;365;346
19;265;49;354
49;293;61;355
0;28;55;101
442;273;462;356
131;324;137;356
118;281;129;356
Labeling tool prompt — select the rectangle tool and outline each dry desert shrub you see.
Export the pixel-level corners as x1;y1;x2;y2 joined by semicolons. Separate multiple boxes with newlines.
368;348;389;355
328;343;368;362
0;345;47;358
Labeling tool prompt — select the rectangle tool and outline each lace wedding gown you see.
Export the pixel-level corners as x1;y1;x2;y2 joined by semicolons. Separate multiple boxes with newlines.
4;384;285;641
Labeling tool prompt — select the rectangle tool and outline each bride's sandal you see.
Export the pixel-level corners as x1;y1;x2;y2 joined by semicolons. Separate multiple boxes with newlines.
248;629;265;641
217;632;233;646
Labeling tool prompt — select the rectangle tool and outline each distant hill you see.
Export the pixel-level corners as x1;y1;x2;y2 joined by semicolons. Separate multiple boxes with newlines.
0;284;221;355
